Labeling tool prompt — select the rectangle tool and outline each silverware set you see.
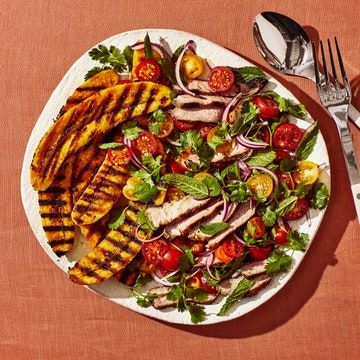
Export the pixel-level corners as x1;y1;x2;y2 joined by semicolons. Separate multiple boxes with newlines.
253;12;360;222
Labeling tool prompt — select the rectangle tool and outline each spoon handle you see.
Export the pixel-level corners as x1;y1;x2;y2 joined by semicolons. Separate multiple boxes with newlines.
348;104;360;128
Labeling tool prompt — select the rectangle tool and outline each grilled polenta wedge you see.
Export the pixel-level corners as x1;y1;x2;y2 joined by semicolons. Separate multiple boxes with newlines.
68;223;142;285
59;70;120;116
31;81;172;191
79;215;110;249
71;155;128;226
38;158;74;257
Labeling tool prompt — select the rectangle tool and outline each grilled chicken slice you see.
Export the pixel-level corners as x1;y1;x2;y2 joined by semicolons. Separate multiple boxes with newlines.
172;94;231;109
31;81;172;191
246;274;272;297
241;260;267;278
206;201;256;248
145;196;212;228
68;222;142;285
71;155;128;226
59;70;121;116
170;107;223;123
38;158;74;257
211;142;248;164
164;200;223;239
185;80;239;97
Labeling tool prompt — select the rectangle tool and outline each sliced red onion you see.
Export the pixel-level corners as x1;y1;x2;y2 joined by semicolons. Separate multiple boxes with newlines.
197;249;215;258
306;210;312;227
130;41;170;59
169;242;183;253
175;40;197;96
222;93;243;122
236;134;268;149
233;233;247;245
123;137;147;170
152;270;180;287
249;166;279;187
135;225;163;243
237;160;251;181
186;267;201;280
239;149;253;161
221;200;229;221
165;138;182;147
276;217;287;232
205;253;218;280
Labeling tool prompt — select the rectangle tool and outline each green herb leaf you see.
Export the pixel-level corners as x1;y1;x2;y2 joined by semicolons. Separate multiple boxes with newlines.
123;45;134;71
218;278;254;316
142;154;163;182
197;142;214;168
130;288;156;308
202;176;222;197
185;287;208;302
179;130;204;152
133;274;151;288
231;66;265;82
137;209;156;231
200;222;229;236
295;123;319;160
144;33;153;59
89;44;127;73
280;158;297;172
261;205;277;227
275;196;298;217
265;250;292;274
207;122;229;151
230;100;259;136
179;247;194;273
273;93;307;118
309;181;329;209
134;183;160;203
158;58;177;84
188;304;207;324
247;150;276;167
108;207;127;229
226;182;250;202
121;120;142;140
84;66;111;80
98;142;124;150
172;44;185;61
166;286;183;301
288;230;309;251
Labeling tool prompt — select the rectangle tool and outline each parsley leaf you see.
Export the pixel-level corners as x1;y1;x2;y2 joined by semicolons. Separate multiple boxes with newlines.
309;181;329;210
137;209;156;231
188;304;207;324
288;230;309;251
200;222;229;236
247;150;276;166
121;121;142;140
134;183;159;203
142;154;163;182
179;130;203;152
218;278;254;316
148;110;165;136
265;250;292;274
230;66;265;82
226;182;250;202
130;288;156;308
261;205;277;227
88;44;127;73
295;123;319;160
108;207;127;229
166;286;183;301
84;66;111;80
207;122;229;151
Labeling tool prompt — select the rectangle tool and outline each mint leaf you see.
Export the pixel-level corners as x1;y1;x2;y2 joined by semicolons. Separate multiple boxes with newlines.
218;278;254;316
144;33;153;59
231;66;265;82
309;181;329;210
288;230;309;251
134;183;159;203
295;123;319;160
200;222;229;236
230;100;259;136
98;142;124;150
265;250;292;274
108;207;127;229
275;196;298;217
121;120;142;140
273;94;307;118
247;150;276;167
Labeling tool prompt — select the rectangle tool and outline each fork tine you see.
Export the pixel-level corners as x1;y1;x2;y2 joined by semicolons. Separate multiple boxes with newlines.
312;42;321;86
327;39;339;89
320;40;329;83
334;37;350;91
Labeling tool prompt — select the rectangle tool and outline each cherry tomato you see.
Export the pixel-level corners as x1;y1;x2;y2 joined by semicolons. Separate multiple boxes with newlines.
188;240;205;256
222;238;245;258
247;173;274;199
249;245;272;261
271;222;290;245
293;160;319;185
181;54;206;79
132;130;158;156
149;113;174;138
277;171;295;190
135;59;161;81
160;246;183;271
197;123;214;139
142;239;169;265
253;96;279;119
173;119;196;131
215;244;233;263
246;216;266;239
187;272;218;294
168;158;188;174
165;187;185;202
274;149;291;164
273;123;303;151
206;126;232;154
155;138;165;156
208;66;235;92
108;146;131;166
285;198;309;221
257;127;271;144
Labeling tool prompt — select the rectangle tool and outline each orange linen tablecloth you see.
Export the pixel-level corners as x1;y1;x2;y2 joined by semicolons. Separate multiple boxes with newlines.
1;0;360;359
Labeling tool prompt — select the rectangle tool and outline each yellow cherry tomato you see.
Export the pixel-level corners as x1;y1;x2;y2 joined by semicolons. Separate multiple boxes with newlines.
181;54;206;79
153;187;167;206
122;177;145;201
148;113;174;138
246;173;274;199
293;160;319;185
194;172;216;181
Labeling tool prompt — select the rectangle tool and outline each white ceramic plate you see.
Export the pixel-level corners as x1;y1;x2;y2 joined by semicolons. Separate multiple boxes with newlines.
21;29;330;325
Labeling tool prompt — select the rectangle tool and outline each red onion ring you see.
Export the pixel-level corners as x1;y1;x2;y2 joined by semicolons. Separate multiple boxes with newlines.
151;270;180;287
135;225;164;243
236;134;268;149
221;93;243;122
205;253;218;280
123;137;147;170
306;209;312;227
249;166;279;187
239;149;253;161
237;160;251;180
233;233;247;246
231;269;242;279
221;200;229;221
197;249;215;258
130;41;170;59
175;40;197;96
186;267;201;280
165;138;182;147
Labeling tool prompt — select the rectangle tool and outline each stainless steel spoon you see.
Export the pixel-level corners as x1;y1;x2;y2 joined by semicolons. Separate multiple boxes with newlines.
253;11;360;126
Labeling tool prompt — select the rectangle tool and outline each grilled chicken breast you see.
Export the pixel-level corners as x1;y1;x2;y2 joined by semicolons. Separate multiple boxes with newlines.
38;158;75;257
31;81;172;191
71;155;128;226
59;70;121;116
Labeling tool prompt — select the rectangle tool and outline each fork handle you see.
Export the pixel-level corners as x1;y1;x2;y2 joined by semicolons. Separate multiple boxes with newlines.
348;104;360;128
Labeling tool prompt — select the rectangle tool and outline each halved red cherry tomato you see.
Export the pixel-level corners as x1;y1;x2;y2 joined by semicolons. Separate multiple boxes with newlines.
249;245;272;261
274;149;291;163
108;146;131;166
285;198;309;221
187;272;218;294
271;222;290;245
223;238;244;258
142;239;169;265
135;59;161;81
160;246;183;271
168;158;188;174
208;66;235;92
276;171;295;190
253;96;279;119
246;216;266;239
173;119;196;131
197;123;214;139
132;130;158;156
215;244;233;263
273;123;303;151
188;240;205;256
257;127;271;144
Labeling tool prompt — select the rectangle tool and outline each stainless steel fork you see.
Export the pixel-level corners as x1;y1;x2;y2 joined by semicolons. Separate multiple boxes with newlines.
312;38;360;222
